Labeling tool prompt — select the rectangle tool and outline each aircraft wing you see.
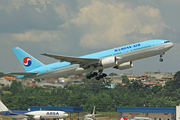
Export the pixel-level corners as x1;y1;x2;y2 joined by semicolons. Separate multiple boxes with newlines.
96;117;109;119
9;111;34;118
41;53;100;68
9;72;38;75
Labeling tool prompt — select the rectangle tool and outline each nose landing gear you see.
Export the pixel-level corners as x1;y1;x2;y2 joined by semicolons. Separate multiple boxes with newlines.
159;52;165;62
159;58;163;62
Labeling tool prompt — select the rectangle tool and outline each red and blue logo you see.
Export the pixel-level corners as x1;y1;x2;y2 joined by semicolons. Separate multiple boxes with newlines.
23;57;32;67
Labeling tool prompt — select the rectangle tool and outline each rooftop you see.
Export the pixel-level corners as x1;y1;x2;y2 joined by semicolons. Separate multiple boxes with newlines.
117;107;176;113
4;76;15;80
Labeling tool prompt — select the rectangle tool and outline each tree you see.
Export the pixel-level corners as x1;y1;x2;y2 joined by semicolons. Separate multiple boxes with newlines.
174;71;180;80
10;81;20;95
0;89;2;98
132;81;141;90
152;85;162;94
34;79;40;82
0;72;4;77
173;71;180;88
82;78;107;93
121;75;129;83
109;72;118;76
3;85;10;91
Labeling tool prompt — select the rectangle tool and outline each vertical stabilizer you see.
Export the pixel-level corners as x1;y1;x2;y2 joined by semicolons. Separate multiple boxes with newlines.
12;47;44;72
119;116;128;120
131;114;137;117
0;101;9;112
92;106;95;115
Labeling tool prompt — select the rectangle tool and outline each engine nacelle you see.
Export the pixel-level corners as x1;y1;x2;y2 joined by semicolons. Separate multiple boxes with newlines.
33;115;41;119
101;56;116;68
115;61;133;70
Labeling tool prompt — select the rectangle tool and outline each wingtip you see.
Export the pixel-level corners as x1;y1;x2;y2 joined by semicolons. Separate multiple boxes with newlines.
41;53;47;55
12;47;19;50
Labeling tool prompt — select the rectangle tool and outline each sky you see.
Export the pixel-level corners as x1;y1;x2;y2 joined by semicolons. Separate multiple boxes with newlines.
0;0;180;75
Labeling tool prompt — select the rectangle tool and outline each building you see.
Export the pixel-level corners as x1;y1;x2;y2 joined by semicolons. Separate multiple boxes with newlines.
145;72;173;79
126;75;141;81
110;76;122;84
0;76;15;88
141;75;148;81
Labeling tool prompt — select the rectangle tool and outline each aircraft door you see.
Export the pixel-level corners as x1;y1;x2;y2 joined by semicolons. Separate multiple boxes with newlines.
46;68;50;72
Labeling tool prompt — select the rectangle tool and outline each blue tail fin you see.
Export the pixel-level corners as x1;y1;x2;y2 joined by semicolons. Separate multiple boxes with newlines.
12;47;44;72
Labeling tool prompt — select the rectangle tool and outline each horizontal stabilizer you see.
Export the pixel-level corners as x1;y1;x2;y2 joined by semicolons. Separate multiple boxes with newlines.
9;72;38;75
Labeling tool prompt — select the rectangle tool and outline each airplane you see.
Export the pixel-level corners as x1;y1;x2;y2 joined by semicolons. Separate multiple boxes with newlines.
84;106;96;120
0;100;68;119
9;39;173;80
130;114;152;120
119;116;128;120
119;114;152;120
83;106;106;120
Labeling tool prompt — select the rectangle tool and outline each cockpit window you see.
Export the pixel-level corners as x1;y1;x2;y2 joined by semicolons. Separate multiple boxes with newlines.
164;41;170;43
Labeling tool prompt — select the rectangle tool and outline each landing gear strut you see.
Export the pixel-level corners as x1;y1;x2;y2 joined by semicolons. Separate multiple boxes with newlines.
159;52;165;62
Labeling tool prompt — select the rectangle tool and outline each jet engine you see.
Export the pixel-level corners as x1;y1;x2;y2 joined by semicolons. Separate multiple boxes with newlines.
33;115;41;119
114;61;133;70
101;56;117;67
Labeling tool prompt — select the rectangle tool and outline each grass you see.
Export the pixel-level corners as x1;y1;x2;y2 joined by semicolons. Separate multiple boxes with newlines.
2;91;11;94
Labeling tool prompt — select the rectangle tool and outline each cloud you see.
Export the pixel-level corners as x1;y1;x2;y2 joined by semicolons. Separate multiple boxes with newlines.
0;0;25;14
0;0;64;33
69;0;169;49
12;30;60;42
9;30;69;52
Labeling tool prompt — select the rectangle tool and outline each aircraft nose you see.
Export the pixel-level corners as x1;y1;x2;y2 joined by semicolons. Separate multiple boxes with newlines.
64;113;68;117
169;42;174;48
166;42;174;49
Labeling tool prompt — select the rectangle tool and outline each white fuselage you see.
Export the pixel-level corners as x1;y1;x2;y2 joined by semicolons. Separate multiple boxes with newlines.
1;111;68;119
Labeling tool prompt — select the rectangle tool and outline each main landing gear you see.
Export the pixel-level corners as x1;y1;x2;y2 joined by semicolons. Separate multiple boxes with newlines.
159;52;165;62
86;70;107;80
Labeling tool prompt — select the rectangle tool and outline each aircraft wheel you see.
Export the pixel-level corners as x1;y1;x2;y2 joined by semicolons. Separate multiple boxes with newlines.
159;58;163;62
90;74;94;77
102;73;107;77
96;77;100;80
99;75;103;78
93;72;98;76
87;75;91;79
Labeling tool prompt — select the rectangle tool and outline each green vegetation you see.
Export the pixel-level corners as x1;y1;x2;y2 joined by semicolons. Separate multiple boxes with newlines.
0;72;14;77
109;72;118;76
1;72;180;112
121;75;129;83
2;91;11;94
